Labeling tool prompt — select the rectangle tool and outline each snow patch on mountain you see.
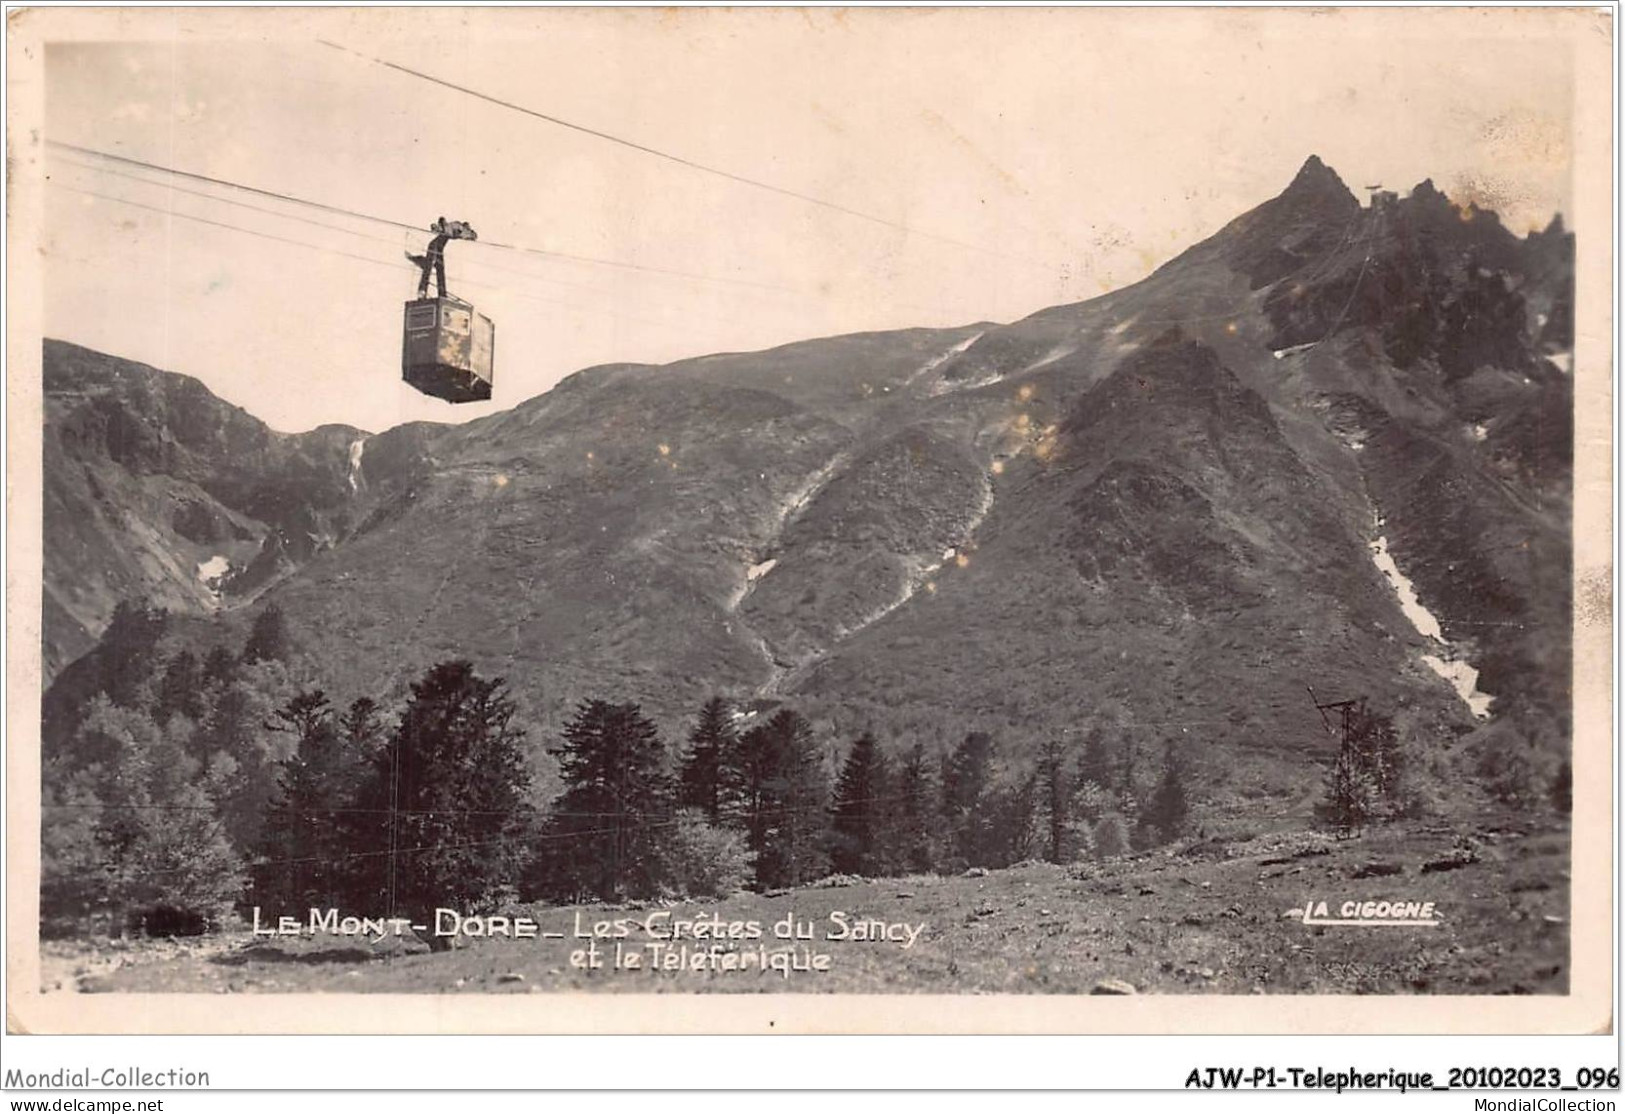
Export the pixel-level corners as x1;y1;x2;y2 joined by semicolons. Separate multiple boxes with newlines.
728;455;847;615
1419;654;1493;718
930;371;1005;396
780;454;845;527
725;557;780;612
1272;342;1318;360
1368;534;1491;717
906;330;985;388
197;555;230;584
835;471;996;642
1369;535;1442;641
1023;344;1078;373
835;573;920;640
347;437;367;493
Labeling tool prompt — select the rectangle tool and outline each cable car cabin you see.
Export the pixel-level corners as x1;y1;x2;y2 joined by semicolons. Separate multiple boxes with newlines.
401;295;495;403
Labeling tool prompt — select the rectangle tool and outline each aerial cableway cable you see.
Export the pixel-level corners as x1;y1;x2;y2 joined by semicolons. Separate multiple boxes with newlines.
51;181;412;272
52;154;694;303
47;139;801;295
47;181;707;334
55;155;817;330
316;39;1063;272
54;157;410;252
50;141;1016;321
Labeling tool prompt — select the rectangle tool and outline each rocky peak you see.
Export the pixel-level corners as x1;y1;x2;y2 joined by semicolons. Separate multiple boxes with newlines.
1198;155;1361;289
1281;155;1359;209
1405;177;1454;213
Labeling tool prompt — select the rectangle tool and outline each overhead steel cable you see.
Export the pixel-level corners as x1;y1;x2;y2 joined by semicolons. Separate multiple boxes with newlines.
47;139;801;294
50;140;409;232
48;181;704;334
53;154;663;302
54;155;815;332
54;156;407;249
50;140;1009;322
316;39;1063;271
51;181;408;272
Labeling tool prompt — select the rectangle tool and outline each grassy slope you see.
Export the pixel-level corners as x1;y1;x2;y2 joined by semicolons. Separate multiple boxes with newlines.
56;818;1568;997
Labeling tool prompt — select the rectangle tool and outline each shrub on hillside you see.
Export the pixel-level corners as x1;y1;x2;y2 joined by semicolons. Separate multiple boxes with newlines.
1478;745;1539;807
1061;818;1097;863
1093;813;1131;859
661;810;754;899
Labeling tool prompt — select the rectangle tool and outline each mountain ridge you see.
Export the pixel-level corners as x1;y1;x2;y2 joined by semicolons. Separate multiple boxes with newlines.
42;157;1574;808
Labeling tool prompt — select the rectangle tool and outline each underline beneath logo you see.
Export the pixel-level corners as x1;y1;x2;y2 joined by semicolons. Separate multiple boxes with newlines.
1300;915;1441;927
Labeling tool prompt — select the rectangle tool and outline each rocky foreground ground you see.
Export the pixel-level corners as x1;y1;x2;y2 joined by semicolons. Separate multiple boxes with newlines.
45;818;1569;997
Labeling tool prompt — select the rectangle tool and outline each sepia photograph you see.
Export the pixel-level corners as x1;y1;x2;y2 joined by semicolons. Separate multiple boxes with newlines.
5;5;1613;1038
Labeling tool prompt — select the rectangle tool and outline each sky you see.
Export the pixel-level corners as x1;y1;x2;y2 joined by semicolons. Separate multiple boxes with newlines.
36;7;1583;434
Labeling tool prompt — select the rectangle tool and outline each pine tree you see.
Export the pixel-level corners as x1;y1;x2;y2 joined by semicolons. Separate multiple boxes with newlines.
96;599;168;708
339;697;386;766
348;662;535;942
1117;734;1140;814
829;731;889;877
677;696;735;824
537;699;673;902
942;731;996;868
943;731;994;813
987;773;1039;866
202;645;238;689
892;742;938;873
270;688;333;742
1067;729;1114;850
1318;746;1376;837
242;603;292;665
190;662;294;851
153;649;205;725
1348;700;1404;805
1139;740;1191;847
1037;736;1070;863
252;691;366;915
736;709;829;890
1076;727;1111;794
